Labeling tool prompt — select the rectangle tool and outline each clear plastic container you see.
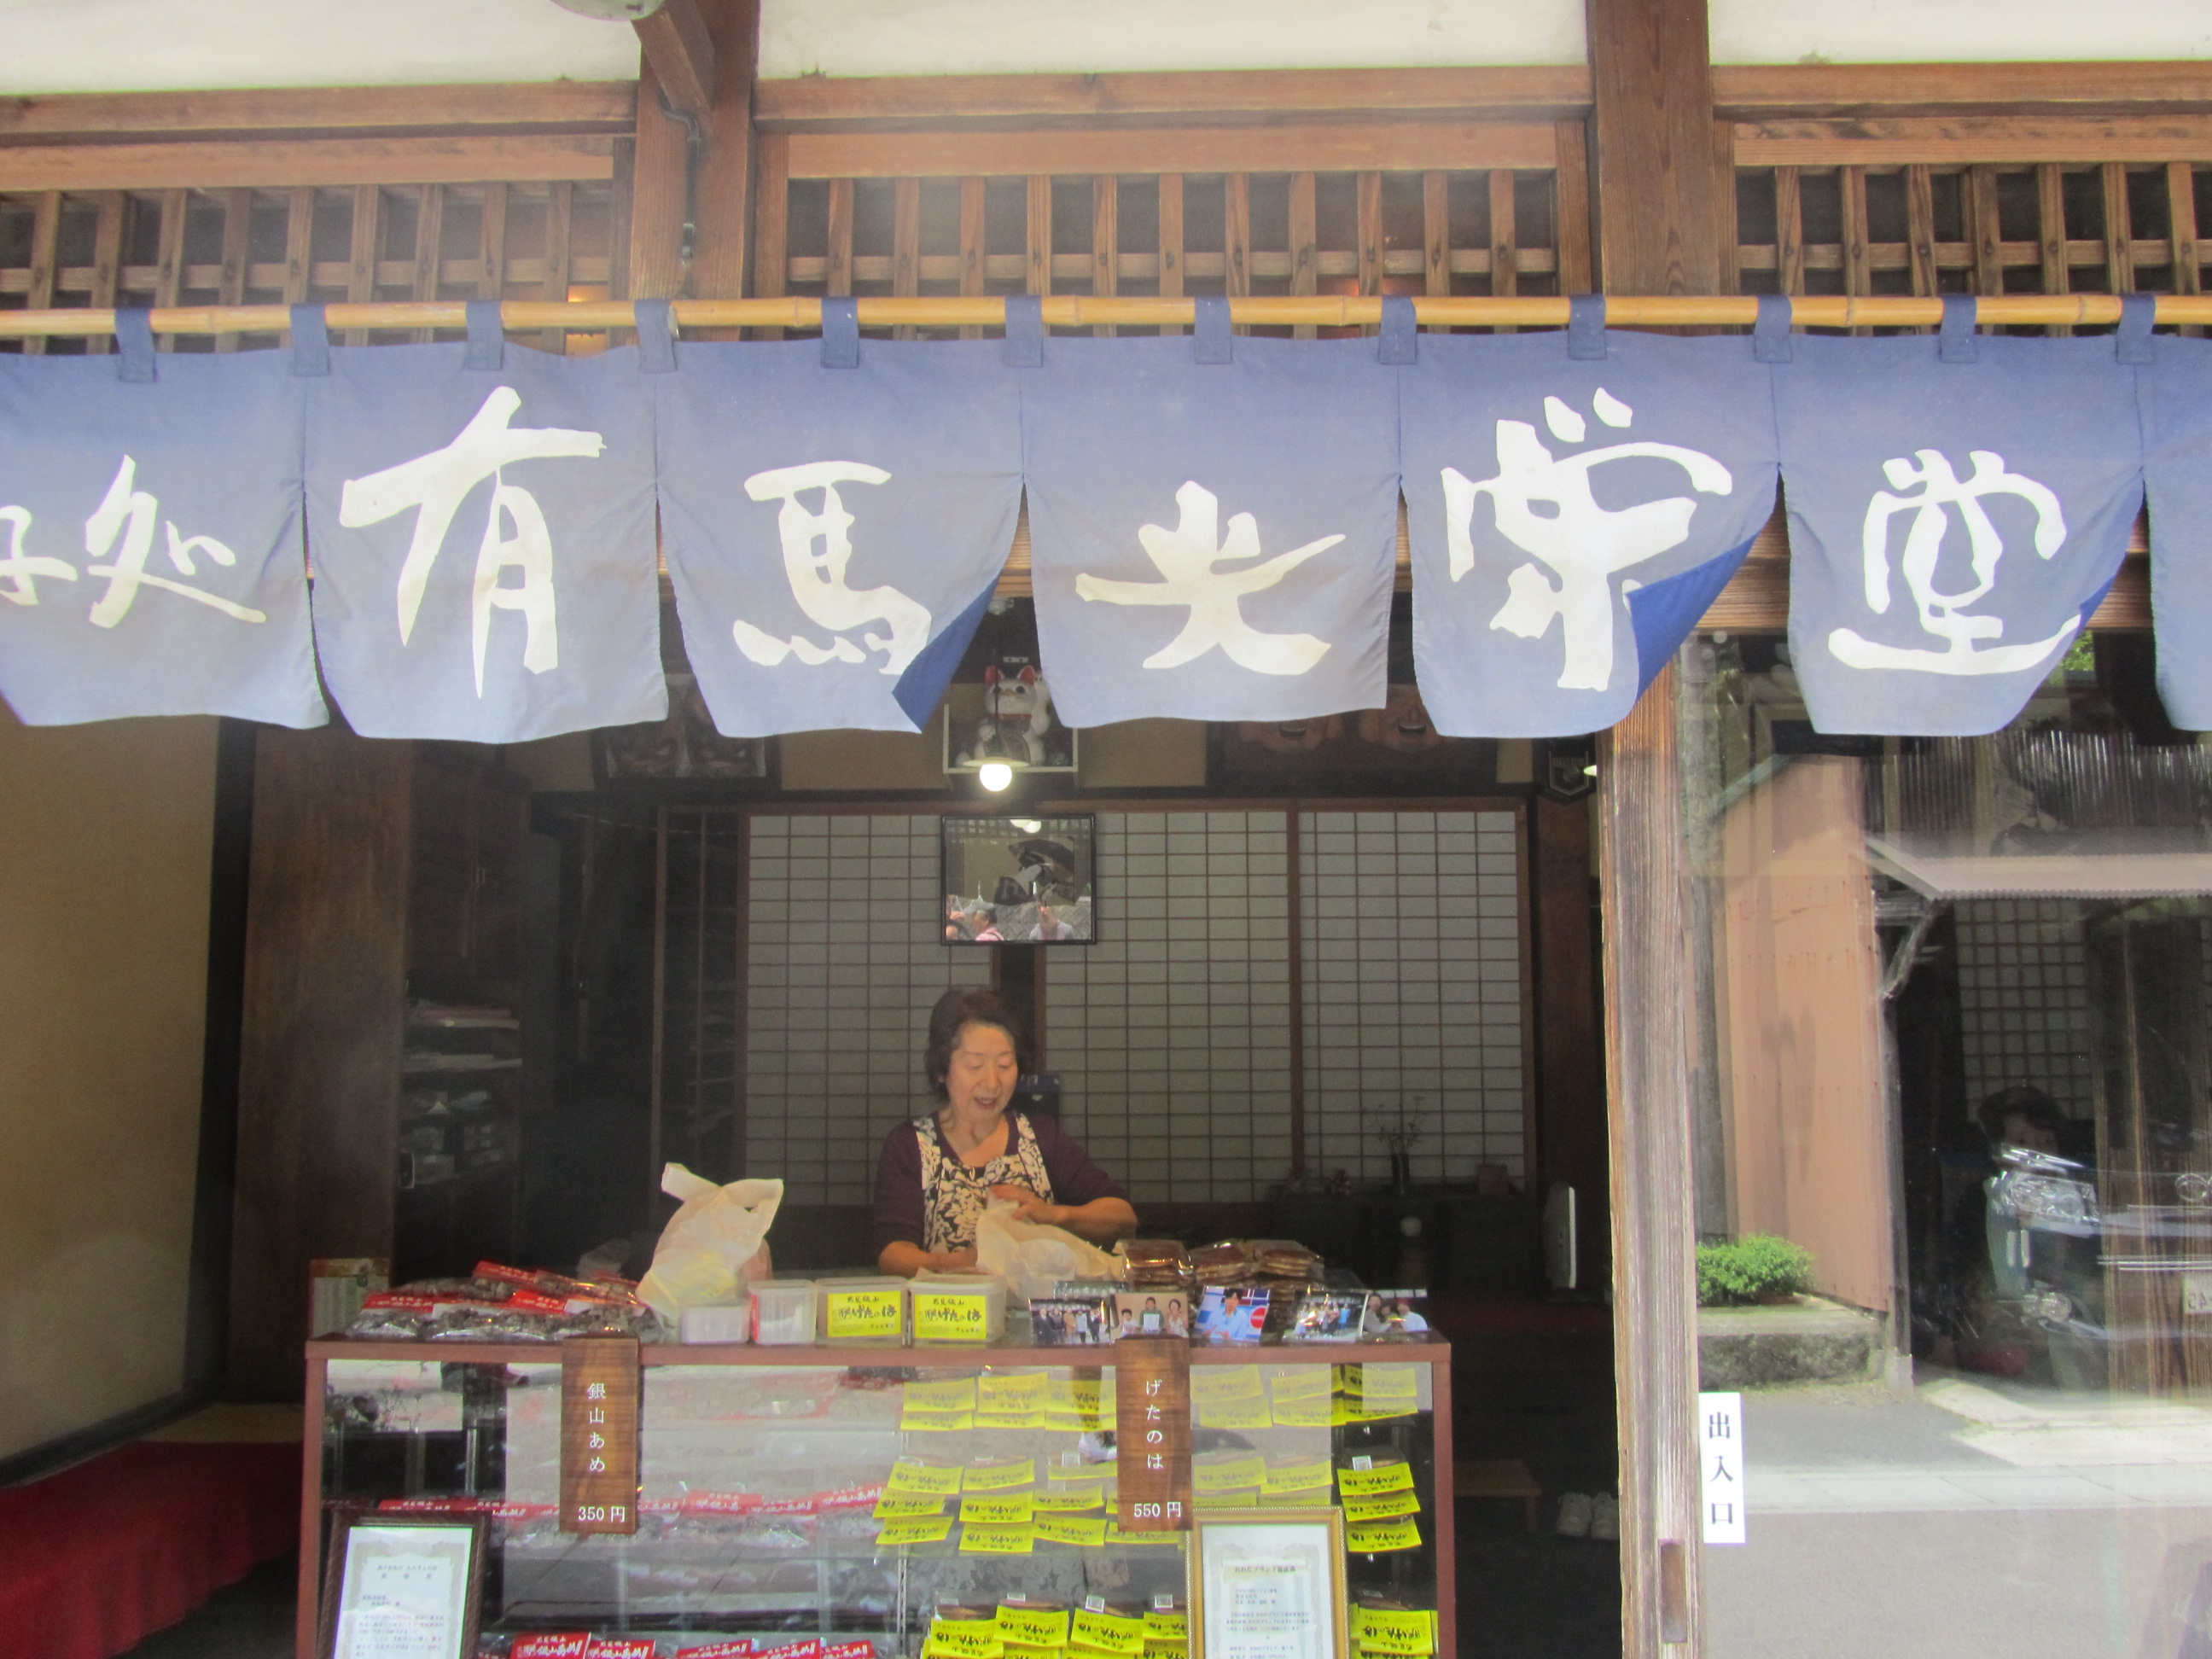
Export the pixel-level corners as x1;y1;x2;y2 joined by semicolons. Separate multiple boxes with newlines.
748;1279;818;1345
815;1275;909;1344
678;1301;751;1344
909;1272;1006;1344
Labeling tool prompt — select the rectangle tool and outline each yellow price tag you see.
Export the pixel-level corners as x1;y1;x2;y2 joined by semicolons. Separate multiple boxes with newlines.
1195;1492;1259;1511
959;1522;1036;1555
980;1372;1048;1407
1342;1490;1421;1523
906;1377;978;1412
964;1459;1037;1493
824;1288;904;1339
1359;1365;1420;1401
1196;1397;1273;1431
1345;1516;1422;1553
1103;1524;1185;1547
996;1606;1071;1645
1336;1462;1416;1498
1262;1458;1333;1494
1352;1609;1436;1655
901;1409;976;1432
875;1494;946;1518
878;1514;955;1547
1192;1453;1266;1493
1271;1396;1333;1428
1267;1369;1331;1401
912;1289;996;1342
1033;1513;1109;1548
885;1459;963;1498
925;1623;1004;1659
1070;1610;1144;1656
1190;1369;1264;1405
1035;1487;1104;1514
961;1493;1035;1526
1002;1644;1062;1659
1144;1643;1189;1659
1142;1611;1188;1641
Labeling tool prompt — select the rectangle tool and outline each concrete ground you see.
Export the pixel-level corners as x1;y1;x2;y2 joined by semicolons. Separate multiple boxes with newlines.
1704;1371;2212;1659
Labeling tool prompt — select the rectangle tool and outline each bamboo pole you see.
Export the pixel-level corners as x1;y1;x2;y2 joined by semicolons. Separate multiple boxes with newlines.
4;291;2211;337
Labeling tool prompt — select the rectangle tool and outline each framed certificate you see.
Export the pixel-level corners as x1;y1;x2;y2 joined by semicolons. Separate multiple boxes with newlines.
1190;1509;1348;1659
319;1511;486;1659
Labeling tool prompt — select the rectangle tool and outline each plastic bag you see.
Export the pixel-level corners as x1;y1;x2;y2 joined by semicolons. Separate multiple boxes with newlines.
975;1199;1121;1304
637;1164;783;1320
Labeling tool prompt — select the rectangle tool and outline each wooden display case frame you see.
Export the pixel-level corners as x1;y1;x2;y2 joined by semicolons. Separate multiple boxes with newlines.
298;1336;1455;1659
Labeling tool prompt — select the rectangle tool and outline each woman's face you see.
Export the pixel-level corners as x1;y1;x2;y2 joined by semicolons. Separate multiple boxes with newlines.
945;1021;1019;1119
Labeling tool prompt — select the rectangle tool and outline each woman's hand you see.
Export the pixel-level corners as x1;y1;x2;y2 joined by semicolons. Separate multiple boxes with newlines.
927;1247;980;1272
989;1185;1062;1225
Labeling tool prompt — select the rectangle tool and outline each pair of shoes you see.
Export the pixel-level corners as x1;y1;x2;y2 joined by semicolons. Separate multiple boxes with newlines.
1589;1492;1619;1541
1556;1493;1592;1537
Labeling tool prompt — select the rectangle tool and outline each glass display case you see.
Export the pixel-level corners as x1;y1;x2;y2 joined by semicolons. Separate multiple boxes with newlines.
297;1339;1454;1659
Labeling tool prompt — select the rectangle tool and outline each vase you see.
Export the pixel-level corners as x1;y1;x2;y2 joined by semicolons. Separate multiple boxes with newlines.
1389;1151;1413;1196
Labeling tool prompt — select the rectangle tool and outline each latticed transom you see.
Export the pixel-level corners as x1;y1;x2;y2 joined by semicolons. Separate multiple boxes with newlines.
765;167;1584;336
0;181;625;352
1733;162;2208;309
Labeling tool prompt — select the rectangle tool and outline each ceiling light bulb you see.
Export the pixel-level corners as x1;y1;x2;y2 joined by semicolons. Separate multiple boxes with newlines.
978;761;1015;793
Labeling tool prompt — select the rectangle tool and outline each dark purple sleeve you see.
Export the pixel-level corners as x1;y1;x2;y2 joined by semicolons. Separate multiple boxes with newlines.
1030;1113;1132;1209
872;1123;927;1253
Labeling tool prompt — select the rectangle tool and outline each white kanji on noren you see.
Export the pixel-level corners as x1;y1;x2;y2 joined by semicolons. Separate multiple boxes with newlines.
1828;448;2075;678
1074;480;1342;677
338;386;602;696
1441;389;1733;693
734;460;932;675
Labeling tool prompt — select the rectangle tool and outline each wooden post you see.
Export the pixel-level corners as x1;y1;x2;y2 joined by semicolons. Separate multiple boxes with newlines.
689;0;760;327
1584;0;1723;1650
630;55;691;304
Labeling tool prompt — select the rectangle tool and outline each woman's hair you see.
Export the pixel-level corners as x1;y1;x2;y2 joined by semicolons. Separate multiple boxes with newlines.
1976;1084;2067;1145
923;986;1029;1099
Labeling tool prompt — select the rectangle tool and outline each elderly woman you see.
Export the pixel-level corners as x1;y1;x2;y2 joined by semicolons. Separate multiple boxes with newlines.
874;987;1137;1278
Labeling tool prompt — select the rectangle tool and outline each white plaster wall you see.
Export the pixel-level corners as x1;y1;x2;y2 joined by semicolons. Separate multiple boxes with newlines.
1710;0;2212;64
756;0;1585;79
0;0;638;95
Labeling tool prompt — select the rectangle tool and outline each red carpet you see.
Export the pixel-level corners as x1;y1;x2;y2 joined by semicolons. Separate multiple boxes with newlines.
0;1441;300;1659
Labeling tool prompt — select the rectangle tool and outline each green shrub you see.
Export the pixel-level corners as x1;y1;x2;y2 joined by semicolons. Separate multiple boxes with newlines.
1697;1235;1814;1307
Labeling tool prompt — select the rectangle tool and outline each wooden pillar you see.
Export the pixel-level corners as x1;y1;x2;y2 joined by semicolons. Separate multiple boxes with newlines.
1532;795;1608;1291
1584;0;1724;1651
690;0;760;314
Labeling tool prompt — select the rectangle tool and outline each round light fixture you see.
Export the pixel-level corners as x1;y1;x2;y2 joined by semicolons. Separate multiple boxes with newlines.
977;761;1015;793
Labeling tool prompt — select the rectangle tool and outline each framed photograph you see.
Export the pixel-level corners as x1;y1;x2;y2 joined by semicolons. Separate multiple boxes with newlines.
1112;1289;1189;1340
940;813;1097;945
1191;1509;1348;1659
319;1511;486;1659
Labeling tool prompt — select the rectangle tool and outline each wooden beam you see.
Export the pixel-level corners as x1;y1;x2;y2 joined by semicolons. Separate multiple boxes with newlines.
1714;61;2212;119
786;121;1559;180
0;136;614;192
1736;115;2212;166
1584;0;1720;1653
633;0;718;124
754;65;1592;131
0;82;635;140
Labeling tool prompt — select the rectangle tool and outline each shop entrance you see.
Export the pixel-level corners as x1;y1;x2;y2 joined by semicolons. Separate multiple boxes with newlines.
493;610;1627;1656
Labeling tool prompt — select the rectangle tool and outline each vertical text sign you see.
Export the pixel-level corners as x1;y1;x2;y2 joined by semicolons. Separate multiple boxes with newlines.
1115;1337;1192;1531
561;1335;641;1535
1698;1390;1746;1545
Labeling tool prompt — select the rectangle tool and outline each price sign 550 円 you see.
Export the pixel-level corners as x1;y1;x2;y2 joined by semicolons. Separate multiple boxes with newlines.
1115;1336;1192;1531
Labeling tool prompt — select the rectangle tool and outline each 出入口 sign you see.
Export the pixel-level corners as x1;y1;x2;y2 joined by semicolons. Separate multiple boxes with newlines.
560;1335;640;1535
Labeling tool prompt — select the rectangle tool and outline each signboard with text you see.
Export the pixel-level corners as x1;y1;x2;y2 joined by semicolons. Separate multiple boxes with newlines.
560;1336;641;1535
1115;1336;1192;1531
